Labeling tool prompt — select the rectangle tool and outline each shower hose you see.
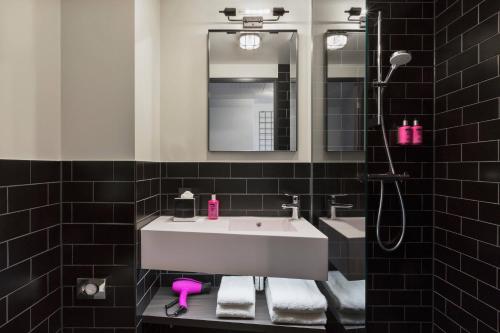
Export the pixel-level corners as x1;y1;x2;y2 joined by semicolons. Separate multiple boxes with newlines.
376;93;406;252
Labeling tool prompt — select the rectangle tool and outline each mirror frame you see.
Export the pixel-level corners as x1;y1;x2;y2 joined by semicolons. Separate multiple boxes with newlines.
207;29;299;152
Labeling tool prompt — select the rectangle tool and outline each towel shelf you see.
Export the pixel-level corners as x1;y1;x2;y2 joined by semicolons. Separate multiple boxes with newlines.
141;288;326;333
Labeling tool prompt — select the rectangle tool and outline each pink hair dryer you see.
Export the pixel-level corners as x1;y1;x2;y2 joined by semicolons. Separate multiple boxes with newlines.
166;278;211;317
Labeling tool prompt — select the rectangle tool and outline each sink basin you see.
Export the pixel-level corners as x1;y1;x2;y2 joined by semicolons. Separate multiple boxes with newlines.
141;216;328;280
228;217;297;232
319;217;365;280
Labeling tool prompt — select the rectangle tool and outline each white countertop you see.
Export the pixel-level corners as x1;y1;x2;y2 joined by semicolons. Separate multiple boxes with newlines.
141;215;329;280
142;216;327;239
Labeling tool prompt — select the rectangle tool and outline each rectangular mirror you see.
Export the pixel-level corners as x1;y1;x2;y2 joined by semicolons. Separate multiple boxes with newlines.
208;30;298;152
325;30;365;152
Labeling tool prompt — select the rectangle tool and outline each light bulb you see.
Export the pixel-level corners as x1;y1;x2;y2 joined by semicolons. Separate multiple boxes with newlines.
239;33;261;50
326;34;348;50
238;9;271;16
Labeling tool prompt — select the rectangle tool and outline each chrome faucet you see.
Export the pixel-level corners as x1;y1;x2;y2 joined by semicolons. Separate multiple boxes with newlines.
282;193;300;220
329;194;353;219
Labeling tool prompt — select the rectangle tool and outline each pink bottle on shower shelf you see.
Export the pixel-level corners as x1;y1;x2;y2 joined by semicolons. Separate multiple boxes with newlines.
412;119;423;145
208;194;219;220
398;119;412;145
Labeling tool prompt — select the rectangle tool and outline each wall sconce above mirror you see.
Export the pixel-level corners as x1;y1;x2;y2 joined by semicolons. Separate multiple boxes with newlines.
219;7;290;28
208;30;298;152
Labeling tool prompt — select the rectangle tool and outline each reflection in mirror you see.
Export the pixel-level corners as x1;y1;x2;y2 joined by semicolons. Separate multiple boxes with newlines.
208;31;297;152
311;0;367;330
325;30;365;151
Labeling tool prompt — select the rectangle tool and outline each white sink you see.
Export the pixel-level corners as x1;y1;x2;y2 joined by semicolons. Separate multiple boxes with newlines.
228;217;297;232
141;216;328;280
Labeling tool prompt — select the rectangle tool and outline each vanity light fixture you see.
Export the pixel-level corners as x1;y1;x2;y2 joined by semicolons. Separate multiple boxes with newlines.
345;7;367;28
239;33;261;50
345;7;362;19
219;7;289;28
326;33;348;50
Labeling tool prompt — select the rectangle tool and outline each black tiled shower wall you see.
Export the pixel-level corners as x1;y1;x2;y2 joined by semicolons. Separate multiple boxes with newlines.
434;1;500;332
161;162;312;219
61;161;136;332
366;1;434;332
0;160;61;333
135;162;161;332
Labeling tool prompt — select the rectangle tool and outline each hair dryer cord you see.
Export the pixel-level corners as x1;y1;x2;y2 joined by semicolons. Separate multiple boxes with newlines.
165;298;187;317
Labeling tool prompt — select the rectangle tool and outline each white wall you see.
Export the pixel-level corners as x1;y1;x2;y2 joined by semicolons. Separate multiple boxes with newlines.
311;0;365;163
61;0;135;160
135;0;161;161
160;0;312;162
0;0;61;160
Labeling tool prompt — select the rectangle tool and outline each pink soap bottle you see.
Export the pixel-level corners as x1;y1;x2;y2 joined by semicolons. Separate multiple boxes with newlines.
208;194;219;220
412;119;423;145
398;119;412;145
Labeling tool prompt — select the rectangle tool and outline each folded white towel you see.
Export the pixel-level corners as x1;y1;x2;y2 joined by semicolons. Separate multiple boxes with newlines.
216;303;255;319
217;276;255;306
266;278;327;314
325;271;365;312
265;285;327;325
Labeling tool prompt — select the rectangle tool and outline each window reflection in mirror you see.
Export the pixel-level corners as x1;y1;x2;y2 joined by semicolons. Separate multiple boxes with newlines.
208;31;298;152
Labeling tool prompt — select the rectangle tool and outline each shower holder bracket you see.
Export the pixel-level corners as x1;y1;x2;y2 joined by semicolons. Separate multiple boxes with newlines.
372;81;388;88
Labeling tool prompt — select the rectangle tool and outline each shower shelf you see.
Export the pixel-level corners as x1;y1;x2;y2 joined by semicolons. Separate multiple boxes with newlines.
362;172;410;182
141;288;325;333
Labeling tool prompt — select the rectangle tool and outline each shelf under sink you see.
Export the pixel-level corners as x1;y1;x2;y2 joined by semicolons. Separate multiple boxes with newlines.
141;287;325;333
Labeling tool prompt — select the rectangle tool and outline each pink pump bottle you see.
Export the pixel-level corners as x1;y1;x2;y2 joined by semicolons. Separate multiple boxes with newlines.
398;119;412;145
208;194;219;220
412;119;423;145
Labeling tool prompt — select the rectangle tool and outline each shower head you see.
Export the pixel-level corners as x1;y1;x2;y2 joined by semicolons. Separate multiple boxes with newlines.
390;51;412;68
382;51;412;84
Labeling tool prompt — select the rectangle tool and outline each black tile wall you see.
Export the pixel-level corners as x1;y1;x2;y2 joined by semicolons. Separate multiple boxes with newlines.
434;1;500;332
161;162;312;219
61;161;136;332
135;162;161;333
0;160;61;333
366;1;434;332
